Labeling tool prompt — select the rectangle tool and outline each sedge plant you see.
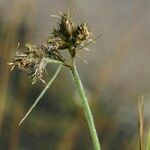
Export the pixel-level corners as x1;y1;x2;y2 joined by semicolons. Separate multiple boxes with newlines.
9;11;101;150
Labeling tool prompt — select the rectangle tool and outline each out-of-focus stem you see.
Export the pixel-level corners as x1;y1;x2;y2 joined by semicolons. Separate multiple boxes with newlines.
138;95;144;150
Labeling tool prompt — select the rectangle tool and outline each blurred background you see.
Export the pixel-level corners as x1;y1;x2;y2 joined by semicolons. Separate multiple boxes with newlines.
0;0;150;149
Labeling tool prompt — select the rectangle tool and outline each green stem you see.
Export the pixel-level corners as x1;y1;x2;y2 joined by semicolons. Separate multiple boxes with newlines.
19;64;63;125
146;129;150;150
71;59;101;150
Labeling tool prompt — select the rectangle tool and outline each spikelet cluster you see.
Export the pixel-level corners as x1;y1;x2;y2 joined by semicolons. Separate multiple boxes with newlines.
9;11;92;83
48;11;91;57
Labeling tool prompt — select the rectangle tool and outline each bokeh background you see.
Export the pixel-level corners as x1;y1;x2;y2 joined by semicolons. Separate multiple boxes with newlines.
0;0;150;149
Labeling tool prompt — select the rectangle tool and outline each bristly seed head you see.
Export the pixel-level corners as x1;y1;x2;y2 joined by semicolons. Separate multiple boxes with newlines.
9;10;93;83
48;11;92;57
9;43;67;84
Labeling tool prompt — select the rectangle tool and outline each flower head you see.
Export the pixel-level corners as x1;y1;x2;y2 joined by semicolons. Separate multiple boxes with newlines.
9;11;94;83
48;11;92;57
9;43;66;84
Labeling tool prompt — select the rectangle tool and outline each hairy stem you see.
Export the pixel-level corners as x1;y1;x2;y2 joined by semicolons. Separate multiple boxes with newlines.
71;59;101;150
19;64;63;125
